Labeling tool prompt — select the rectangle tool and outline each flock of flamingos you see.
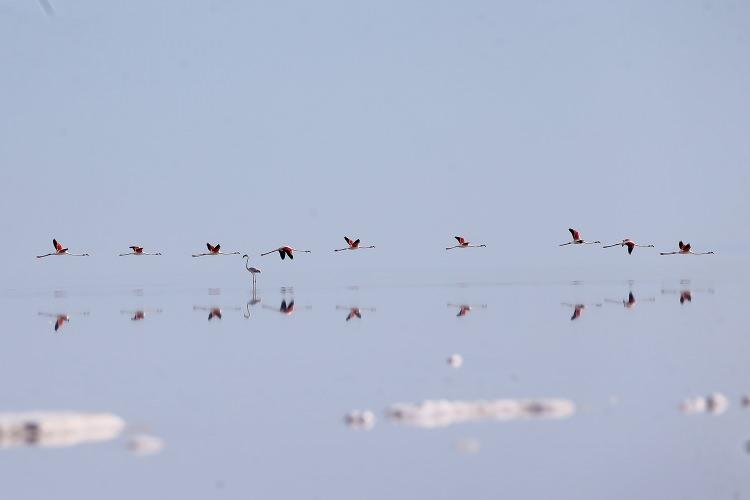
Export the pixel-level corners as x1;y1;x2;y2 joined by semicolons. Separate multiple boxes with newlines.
36;228;715;285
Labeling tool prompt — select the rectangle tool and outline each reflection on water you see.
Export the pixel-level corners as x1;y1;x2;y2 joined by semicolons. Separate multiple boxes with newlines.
120;309;163;321
9;279;746;499
193;305;241;321
386;399;575;429
455;437;481;455
263;298;311;316
127;434;165;456
343;410;376;431
661;284;715;305
604;292;655;309
0;412;124;449
446;353;463;368
244;290;262;318
336;306;376;322
447;303;487;317
681;393;729;415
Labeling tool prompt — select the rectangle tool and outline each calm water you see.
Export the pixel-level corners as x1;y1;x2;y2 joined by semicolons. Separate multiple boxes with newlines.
1;276;749;499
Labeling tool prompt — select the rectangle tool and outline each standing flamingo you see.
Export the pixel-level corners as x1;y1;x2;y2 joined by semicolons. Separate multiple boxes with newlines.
446;236;487;250
559;228;600;246
261;246;311;260
242;255;261;286
192;243;240;257
602;239;654;255
119;246;161;256
334;237;375;252
660;241;714;255
36;239;89;258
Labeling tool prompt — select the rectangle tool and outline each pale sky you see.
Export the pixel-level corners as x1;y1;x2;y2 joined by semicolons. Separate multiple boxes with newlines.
1;0;749;288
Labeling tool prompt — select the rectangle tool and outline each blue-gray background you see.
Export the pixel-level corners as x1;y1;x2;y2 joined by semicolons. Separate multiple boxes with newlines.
1;2;750;499
1;0;749;288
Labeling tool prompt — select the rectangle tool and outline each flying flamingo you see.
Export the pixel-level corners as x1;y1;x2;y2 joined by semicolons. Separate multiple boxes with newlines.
261;246;311;260
38;312;70;331
570;304;585;321
242;254;261;286
36;239;89;258
334;237;375;252
602;239;654;255
119;245;161;256
559;228;600;246
446;236;487;250
660;241;715;255
192;243;240;257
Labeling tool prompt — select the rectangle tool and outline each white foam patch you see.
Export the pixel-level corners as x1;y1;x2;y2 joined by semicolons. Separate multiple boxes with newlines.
0;411;125;449
386;399;575;428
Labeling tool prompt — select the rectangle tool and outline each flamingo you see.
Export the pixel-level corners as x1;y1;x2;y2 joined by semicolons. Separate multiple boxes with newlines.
570;304;585;321
242;255;261;286
36;239;89;258
244;290;261;319
119;246;161;256
680;290;692;304
261;246;311;260
336;306;376;321
559;228;600;246
660;241;715;255
446;236;487;250
38;312;70;331
602;239;654;255
192;243;240;257
448;303;487;317
346;308;361;321
208;308;222;320
334;237;375;252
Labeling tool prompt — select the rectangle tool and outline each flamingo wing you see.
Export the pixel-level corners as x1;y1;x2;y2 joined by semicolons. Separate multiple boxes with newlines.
286;248;294;259
569;228;580;240
279;249;286;260
678;241;684;250
683;243;691;252
353;239;360;247
54;239;63;251
626;242;634;254
455;236;465;245
207;243;215;252
344;236;351;245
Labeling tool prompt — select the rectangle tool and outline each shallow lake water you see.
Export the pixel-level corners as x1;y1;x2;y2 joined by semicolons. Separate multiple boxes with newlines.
1;275;749;499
